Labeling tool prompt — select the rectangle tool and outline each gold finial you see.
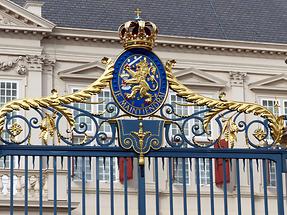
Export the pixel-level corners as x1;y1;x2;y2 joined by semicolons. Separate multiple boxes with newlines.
219;91;227;102
134;8;142;20
131;119;151;165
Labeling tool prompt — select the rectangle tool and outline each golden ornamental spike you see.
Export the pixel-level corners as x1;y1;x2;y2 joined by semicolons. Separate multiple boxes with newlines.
131;119;151;165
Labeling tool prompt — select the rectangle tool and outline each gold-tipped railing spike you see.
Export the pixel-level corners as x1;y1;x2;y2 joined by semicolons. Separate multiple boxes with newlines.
165;59;285;144
0;57;114;133
131;119;151;165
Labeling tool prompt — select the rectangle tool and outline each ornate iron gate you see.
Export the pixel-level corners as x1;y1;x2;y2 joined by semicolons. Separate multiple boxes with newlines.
0;146;286;214
0;10;286;215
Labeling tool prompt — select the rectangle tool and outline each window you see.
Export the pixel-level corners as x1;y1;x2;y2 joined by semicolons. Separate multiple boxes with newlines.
0;81;18;106
98;157;118;182
170;93;211;139
170;93;212;185
199;158;210;185
172;158;189;184
73;157;92;181
72;137;92;181
170;95;189;184
284;101;287;118
267;160;276;187
0;80;18;168
97;90;113;133
170;94;189;136
72;88;92;132
194;105;210;136
262;99;280;116
260;98;284;187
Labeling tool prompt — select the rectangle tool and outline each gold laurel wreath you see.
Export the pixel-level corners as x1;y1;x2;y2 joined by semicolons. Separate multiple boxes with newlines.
0;57;114;132
165;60;284;144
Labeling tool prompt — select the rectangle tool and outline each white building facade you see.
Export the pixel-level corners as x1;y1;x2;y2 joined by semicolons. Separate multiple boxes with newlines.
0;0;286;214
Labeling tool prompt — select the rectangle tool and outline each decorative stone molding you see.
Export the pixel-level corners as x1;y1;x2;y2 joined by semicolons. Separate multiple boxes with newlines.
25;55;55;65
0;13;16;26
58;61;105;80
26;55;56;72
17;65;27;75
0;56;27;75
229;71;247;87
173;67;227;89
249;73;287;92
0;55;55;75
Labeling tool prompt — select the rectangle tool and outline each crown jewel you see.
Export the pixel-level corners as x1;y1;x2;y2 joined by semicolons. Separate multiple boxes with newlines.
118;8;158;50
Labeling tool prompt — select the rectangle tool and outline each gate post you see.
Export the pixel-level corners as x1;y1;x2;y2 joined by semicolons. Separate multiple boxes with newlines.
138;163;146;215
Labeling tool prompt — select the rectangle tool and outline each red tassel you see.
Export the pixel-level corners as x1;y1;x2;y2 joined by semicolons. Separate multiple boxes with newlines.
119;158;133;183
214;139;230;187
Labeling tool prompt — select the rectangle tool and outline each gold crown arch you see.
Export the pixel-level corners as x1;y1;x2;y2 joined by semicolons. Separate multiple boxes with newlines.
0;9;284;148
118;18;158;50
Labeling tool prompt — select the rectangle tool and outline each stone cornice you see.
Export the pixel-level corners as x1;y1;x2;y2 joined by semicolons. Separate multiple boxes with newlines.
0;11;285;57
42;27;287;57
249;73;287;92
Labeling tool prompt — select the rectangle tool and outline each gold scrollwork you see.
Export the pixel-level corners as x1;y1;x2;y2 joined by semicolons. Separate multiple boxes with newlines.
0;57;114;134
165;59;285;145
124;138;133;146
151;138;160;147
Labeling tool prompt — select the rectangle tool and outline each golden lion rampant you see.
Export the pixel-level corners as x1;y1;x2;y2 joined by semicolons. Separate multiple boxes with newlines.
123;58;158;103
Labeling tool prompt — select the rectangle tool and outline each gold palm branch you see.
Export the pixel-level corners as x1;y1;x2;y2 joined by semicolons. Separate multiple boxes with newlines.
165;59;284;144
0;57;114;133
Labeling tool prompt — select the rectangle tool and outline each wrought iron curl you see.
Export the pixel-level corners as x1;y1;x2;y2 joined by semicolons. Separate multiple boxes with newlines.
165;59;285;145
1;114;31;145
0;57;114;134
164;122;185;148
29;109;45;129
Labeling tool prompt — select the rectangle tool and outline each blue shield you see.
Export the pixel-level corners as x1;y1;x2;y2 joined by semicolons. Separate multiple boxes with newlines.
117;119;164;154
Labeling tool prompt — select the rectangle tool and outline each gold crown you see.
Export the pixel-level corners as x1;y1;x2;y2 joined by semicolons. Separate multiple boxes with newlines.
118;8;158;50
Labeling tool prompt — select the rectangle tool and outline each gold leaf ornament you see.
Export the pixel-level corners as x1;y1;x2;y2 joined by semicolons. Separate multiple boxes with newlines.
9;122;23;142
253;128;266;141
0;58;114;138
165;60;285;146
223;120;239;148
39;112;56;145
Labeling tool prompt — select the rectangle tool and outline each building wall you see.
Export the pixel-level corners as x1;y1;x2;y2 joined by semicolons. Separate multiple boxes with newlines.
0;1;286;214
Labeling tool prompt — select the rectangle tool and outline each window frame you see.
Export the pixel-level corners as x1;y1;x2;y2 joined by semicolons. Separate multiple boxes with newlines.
259;96;285;188
0;79;20;169
198;158;211;186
